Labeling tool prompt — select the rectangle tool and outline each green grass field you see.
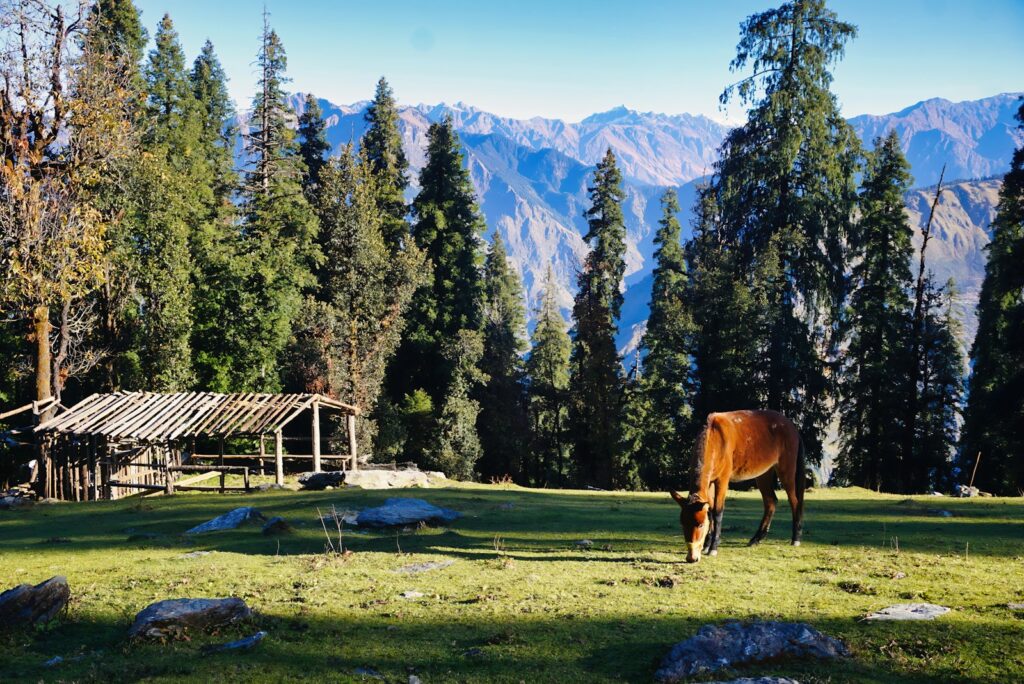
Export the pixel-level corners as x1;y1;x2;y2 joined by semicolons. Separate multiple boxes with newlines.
1;481;1022;682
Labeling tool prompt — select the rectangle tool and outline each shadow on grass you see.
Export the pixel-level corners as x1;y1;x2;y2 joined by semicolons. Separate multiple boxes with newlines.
3;604;1019;683
1;486;1022;559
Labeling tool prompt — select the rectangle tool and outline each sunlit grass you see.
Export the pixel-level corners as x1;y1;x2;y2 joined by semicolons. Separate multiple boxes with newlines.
1;482;1022;682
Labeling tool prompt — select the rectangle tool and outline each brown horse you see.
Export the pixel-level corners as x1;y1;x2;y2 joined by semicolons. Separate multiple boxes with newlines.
670;410;804;563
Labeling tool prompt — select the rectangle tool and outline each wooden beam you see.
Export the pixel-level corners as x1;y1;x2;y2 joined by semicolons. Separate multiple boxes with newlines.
347;414;358;472
275;430;284;486
312;399;321;473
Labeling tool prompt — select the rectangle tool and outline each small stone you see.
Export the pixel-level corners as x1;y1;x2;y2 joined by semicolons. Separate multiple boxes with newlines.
177;551;211;560
408;676;423;684
1008;603;1024;610
261;516;292;535
865;603;950;621
0;576;70;629
43;656;63;667
400;591;424;599
186;507;264;535
891;571;907;580
353;666;384;678
203;630;267;654
129;597;251;640
575;539;594;548
463;647;483;657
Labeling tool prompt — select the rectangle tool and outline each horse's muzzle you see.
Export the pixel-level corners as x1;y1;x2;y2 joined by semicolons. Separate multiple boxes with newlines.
686;542;702;563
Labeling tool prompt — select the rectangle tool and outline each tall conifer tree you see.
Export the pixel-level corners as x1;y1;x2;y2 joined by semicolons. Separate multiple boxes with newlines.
631;189;693;488
963;102;1024;495
714;0;860;463
387;117;485;472
526;268;572;486
569;149;627;489
298;93;330;200
476;233;529;481
836;132;915;489
229;15;318;391
362;77;410;250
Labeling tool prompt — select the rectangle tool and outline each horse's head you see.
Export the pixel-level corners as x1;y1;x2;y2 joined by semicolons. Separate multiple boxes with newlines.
670;490;710;563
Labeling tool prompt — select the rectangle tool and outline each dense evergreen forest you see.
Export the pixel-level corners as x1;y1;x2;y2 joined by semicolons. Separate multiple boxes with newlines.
1;0;1021;494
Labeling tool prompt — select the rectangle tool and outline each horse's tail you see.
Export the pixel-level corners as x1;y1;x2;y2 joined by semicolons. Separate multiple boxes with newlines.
796;431;806;501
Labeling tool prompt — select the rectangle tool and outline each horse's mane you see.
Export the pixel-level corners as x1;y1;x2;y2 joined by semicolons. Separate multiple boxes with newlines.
687;424;710;499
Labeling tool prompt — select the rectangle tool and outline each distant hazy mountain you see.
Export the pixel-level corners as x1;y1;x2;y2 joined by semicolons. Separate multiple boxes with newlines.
271;92;1020;350
849;93;1023;187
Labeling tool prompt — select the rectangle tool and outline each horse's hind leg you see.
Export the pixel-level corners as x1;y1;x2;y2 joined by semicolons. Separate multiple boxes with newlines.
780;465;804;546
748;472;777;546
702;482;716;555
707;480;728;556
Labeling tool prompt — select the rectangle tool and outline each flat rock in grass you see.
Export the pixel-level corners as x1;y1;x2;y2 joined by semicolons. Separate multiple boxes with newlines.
654;621;848;682
865;603;950;621
355;498;460;528
261;516;291;535
185;507;264;535
706;679;801;684
298;471;346;490
0;576;70;628
203;630;267;654
129;597;251;640
1008;603;1024;611
396;560;455;574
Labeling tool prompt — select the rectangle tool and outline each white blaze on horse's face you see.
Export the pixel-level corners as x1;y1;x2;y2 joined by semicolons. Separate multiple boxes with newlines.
671;491;711;563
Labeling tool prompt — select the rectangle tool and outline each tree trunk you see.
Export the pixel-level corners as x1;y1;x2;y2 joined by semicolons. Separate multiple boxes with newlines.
33;305;52;406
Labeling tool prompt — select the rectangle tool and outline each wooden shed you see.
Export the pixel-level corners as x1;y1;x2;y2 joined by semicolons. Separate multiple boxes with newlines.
8;392;359;501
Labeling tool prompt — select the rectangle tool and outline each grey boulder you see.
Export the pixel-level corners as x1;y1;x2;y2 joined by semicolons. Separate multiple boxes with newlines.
297;471;346;490
129;597;251;640
355;498;460;528
0;576;70;628
655;621;847;682
185;507;264;534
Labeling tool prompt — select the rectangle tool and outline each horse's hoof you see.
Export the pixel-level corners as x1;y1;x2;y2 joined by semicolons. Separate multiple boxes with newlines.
747;539;761;547
708;550;718;557
792;540;801;547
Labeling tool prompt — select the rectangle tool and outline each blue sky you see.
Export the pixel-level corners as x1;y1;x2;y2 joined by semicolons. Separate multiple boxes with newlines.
132;0;1023;122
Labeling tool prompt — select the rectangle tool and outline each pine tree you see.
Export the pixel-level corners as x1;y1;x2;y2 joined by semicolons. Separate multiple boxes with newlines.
835;131;915;489
286;146;426;452
569;149;627;489
228;15;318;391
388;117;485;419
914;279;965;491
362;77;410;251
632;189;693;488
715;0;861;464
86;0;146;88
429;329;486;480
683;184;759;430
963;101;1024;495
189;39;243;389
476;232;530;481
298;93;330;200
526;267;572;486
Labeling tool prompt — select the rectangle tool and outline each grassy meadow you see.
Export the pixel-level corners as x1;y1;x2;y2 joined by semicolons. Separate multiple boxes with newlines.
1;481;1022;683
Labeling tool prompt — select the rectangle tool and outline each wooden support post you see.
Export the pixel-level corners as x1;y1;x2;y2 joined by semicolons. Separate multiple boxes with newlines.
243;466;250;492
312;400;322;473
218;436;225;469
274;430;284;486
347;414;358;471
164;447;175;496
258;435;266;475
220;470;226;493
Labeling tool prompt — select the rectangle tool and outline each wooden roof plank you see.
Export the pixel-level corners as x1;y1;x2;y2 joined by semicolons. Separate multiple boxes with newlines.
108;393;192;440
229;394;284;435
134;392;212;442
165;393;224;440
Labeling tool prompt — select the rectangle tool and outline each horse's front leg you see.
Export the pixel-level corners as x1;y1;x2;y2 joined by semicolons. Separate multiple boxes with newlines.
707;480;728;556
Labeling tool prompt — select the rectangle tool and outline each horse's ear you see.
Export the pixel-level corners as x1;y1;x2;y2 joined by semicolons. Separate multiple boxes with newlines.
669;490;686;508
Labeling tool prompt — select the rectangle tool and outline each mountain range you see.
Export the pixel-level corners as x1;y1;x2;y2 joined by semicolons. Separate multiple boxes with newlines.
273;91;1022;349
